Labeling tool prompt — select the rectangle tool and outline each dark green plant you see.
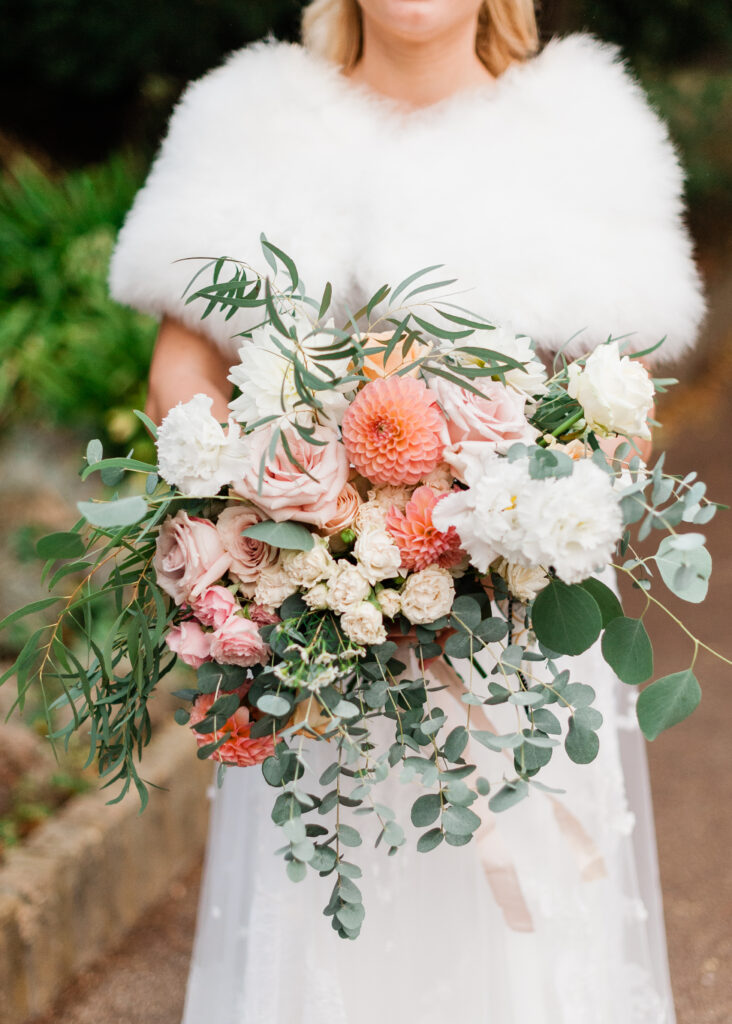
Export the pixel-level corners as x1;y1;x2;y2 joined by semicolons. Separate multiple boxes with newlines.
0;156;157;450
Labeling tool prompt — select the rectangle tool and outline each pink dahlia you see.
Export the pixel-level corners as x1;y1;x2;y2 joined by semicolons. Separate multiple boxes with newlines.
190;691;275;767
386;485;464;571
342;377;446;486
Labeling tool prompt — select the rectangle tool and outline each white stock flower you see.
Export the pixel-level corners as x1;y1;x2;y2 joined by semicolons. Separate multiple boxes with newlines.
327;562;371;613
515;460;623;584
400;566;455;624
354;528;402;586
376;588;402;619
253;560;299;611
282;536;335;588
228;312;354;427
156;394;243;497
567;342;654;439
340;602;387;646
303;583;330;610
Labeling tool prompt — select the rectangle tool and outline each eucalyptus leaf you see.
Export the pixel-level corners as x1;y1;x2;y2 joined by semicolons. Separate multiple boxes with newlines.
601;617;653;684
242;519;315;552
532;580;602;655
636;670;701;740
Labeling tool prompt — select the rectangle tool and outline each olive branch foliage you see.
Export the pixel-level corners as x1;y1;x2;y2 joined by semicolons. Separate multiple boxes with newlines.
0;237;728;937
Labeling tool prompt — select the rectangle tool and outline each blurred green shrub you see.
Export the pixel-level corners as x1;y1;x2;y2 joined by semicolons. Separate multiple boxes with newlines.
0;156;157;449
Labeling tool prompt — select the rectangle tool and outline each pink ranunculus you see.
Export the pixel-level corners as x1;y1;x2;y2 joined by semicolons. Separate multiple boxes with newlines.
166;620;212;669
232;424;349;527
192;585;239;629
209;614;270;668
215;504;278;595
190;690;275;767
154;510;232;606
429;376;538;452
249;604;281;627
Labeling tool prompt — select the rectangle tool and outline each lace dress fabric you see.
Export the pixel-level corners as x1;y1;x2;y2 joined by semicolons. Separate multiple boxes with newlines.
182;581;676;1024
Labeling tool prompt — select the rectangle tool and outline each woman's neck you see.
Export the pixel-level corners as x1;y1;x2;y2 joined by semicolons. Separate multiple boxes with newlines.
343;13;494;109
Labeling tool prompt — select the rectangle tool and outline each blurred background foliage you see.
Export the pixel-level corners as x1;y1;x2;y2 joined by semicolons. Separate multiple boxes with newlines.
0;0;730;448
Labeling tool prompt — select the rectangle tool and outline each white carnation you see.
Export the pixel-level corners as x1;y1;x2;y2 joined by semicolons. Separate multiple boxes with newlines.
354;500;388;533
567;342;654;439
282;536;335;588
303;583;330;610
354;528;402;586
228;312;354;427
515;460;624;584
327;561;371;613
340;602;387;646
156;394;243;497
400;566;455;625
253;560;299;611
376;588;402;619
366;485;413;512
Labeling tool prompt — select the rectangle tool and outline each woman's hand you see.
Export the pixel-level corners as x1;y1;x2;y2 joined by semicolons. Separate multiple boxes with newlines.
146;315;233;425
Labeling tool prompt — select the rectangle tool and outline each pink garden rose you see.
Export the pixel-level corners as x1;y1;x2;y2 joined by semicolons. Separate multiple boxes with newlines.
209;614;270;668
190;690;275;767
249;604;281;627
319;482;362;536
232;424;349;527
192;585;239;629
216;504;278;595
429;376;538;452
166;620;212;669
154;510;231;606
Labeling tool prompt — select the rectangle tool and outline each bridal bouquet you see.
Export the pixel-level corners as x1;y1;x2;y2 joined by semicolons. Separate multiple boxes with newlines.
2;239;723;938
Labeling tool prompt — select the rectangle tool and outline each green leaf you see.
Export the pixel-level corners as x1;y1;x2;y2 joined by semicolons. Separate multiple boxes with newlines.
77;495;148;528
410;793;442;827
337;824;362;847
449;595;482;631
443;725;469;762
417;828;444;853
655;537;711;603
286;860;307;883
86;439;103;465
578;577;623;628
488;779;529;812
636;670;701;740
442;804;481;836
601;616;653;684
531;580;602;655
335;902;365;931
241;520;314;552
256;694;292;717
565;718;600;764
35;530;85;561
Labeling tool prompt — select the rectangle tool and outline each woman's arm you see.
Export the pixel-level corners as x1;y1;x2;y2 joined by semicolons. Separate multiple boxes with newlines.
146;315;233;424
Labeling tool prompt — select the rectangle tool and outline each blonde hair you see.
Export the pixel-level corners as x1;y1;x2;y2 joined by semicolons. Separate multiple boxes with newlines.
301;0;539;78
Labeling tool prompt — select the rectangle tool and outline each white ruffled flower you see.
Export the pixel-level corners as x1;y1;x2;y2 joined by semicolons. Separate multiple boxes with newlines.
376;588;402;619
340;602;387;646
400;566;455;625
282;536;335;588
567;342;654;439
354;528;402;586
253;560;299;611
327;562;371;614
514;460;624;584
156;394;243;497
228;312;354;427
303;583;330;611
434;448;528;573
354;500;388;533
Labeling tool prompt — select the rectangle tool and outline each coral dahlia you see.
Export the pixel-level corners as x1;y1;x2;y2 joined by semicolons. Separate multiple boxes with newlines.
386;486;464;571
190;691;275;767
342;377;446;486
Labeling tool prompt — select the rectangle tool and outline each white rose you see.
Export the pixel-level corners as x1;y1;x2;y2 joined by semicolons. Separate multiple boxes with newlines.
400;566;455;625
253;560;299;611
327;562;371;613
340;602;387;646
156;394;243;497
505;563;550;603
303;583;330;610
354;500;388;533
282;536;336;587
354;528;402;586
376;588;402;619
567;342;654;439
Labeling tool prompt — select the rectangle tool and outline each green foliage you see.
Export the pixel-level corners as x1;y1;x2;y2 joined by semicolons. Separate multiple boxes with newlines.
636;670;702;740
0;157;157;449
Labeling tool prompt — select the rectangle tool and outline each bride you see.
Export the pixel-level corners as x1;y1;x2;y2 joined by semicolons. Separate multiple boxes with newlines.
109;2;706;1021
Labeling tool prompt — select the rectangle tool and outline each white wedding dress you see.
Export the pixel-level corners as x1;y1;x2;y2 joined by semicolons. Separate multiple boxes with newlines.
107;30;707;1024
